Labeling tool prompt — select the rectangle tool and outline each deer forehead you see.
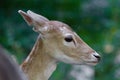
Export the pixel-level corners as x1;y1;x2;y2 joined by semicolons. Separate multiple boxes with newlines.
44;21;73;36
47;21;72;31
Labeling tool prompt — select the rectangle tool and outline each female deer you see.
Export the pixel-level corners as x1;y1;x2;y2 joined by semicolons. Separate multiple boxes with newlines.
18;10;100;80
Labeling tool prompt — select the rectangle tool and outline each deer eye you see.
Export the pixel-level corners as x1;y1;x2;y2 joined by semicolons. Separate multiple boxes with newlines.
64;35;73;42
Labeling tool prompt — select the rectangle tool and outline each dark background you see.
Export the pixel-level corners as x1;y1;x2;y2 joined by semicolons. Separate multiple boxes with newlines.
0;0;120;80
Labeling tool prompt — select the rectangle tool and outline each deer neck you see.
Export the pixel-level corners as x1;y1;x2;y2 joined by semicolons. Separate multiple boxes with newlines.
21;36;57;80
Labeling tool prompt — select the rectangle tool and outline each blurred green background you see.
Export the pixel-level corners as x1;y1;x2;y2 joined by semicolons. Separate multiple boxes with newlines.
0;0;120;80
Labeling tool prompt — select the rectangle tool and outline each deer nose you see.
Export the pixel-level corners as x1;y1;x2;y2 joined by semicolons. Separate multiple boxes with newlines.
94;54;101;62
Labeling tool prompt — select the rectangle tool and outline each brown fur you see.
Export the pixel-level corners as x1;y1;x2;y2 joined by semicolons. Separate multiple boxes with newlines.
18;10;100;80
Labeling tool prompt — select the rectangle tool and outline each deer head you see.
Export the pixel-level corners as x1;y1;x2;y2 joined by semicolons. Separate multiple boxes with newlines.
18;10;100;65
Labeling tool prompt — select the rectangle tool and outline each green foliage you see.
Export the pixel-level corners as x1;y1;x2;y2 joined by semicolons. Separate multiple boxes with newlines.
0;0;120;80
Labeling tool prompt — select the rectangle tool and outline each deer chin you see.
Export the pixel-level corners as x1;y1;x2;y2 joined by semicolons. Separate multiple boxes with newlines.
83;60;99;66
67;59;99;65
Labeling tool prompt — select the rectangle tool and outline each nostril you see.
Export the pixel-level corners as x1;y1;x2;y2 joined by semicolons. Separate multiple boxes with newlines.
94;55;101;62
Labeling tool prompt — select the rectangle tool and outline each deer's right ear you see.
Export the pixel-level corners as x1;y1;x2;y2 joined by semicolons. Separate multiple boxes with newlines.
18;10;49;32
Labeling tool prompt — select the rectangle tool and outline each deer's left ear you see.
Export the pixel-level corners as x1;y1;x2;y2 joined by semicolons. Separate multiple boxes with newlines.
18;10;49;32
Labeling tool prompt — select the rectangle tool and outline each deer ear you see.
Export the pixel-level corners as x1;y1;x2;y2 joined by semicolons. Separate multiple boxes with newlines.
18;10;49;32
18;10;33;25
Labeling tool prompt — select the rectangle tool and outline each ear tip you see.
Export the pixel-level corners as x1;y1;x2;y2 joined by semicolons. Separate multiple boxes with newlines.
18;10;23;13
27;10;34;15
27;10;31;12
18;10;27;15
